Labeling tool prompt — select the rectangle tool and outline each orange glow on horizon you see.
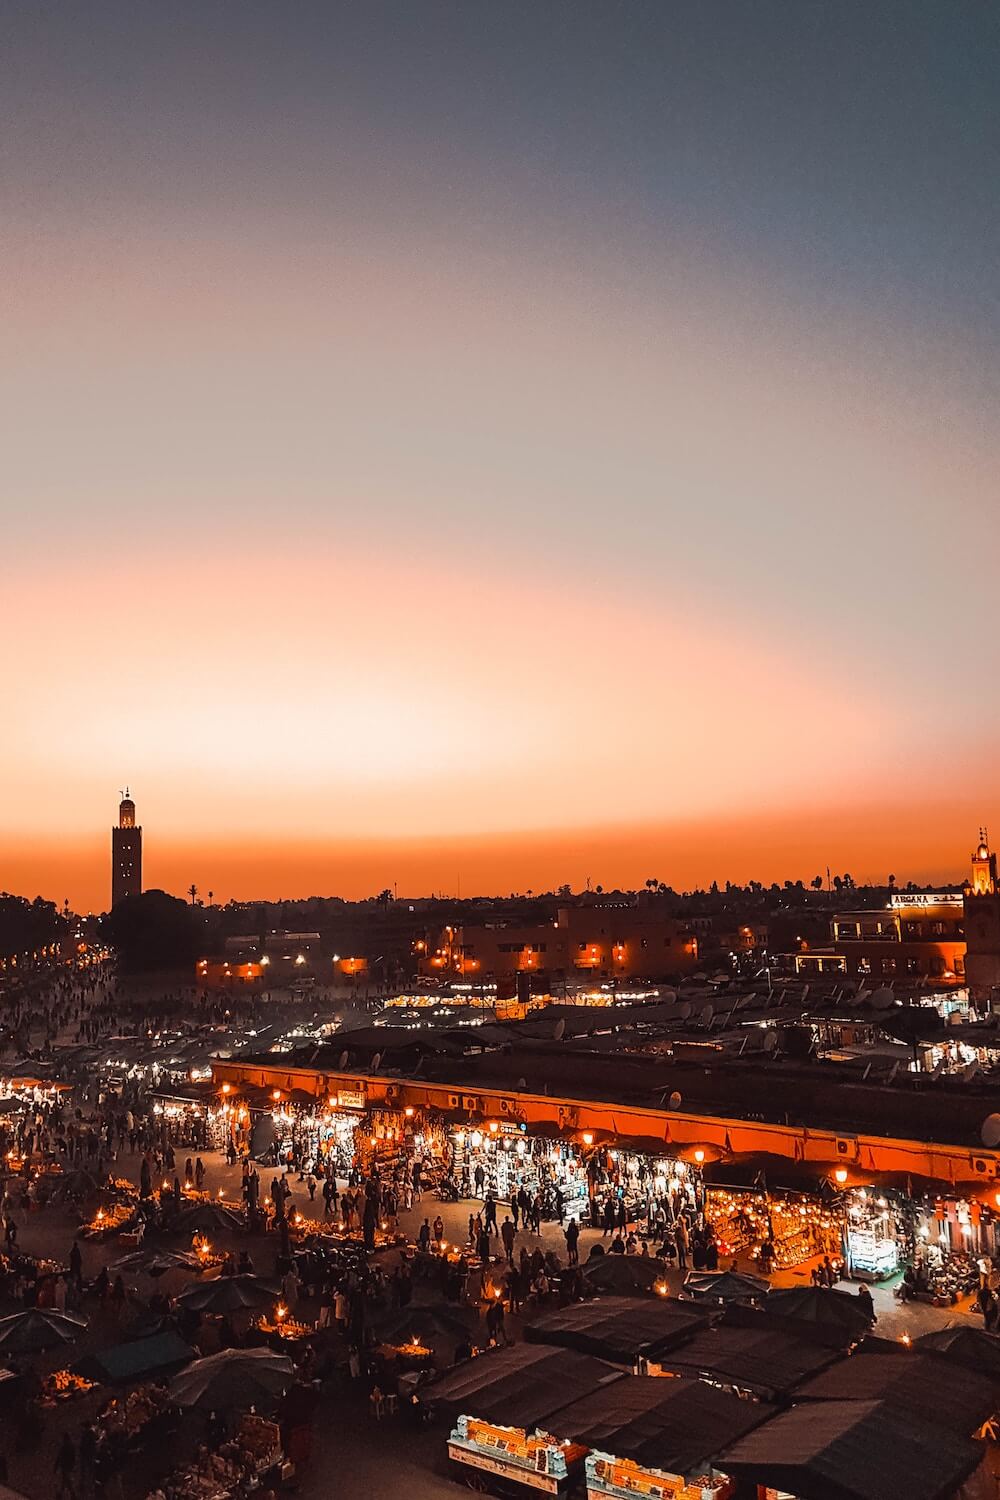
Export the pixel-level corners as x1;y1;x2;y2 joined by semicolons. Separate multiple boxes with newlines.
3;795;986;913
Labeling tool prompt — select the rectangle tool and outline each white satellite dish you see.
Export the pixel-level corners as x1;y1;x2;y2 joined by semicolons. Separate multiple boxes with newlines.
668;1091;683;1111
871;987;895;1011
554;1019;566;1041
338;1050;349;1070
762;1031;778;1054
370;1052;382;1072
964;1060;981;1084
700;1003;715;1027
981;1114;1000;1148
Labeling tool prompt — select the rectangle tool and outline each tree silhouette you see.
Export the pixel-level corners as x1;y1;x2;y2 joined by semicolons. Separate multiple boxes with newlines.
187;884;198;906
811;875;823;890
101;890;200;973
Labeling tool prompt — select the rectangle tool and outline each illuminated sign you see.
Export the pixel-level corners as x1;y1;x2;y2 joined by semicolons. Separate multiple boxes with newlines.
889;893;963;909
336;1090;366;1111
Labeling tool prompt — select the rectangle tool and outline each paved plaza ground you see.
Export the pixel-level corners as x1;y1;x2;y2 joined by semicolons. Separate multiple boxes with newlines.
1;1138;984;1500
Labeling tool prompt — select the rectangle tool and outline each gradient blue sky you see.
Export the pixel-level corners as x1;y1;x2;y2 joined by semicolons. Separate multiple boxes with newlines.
2;3;998;906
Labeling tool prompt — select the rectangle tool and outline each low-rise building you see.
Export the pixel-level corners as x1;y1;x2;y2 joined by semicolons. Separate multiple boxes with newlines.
419;904;698;982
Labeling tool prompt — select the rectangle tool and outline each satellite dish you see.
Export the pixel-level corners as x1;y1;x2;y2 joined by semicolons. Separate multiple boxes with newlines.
700;1003;715;1027
762;1031;778;1054
668;1091;683;1111
981;1114;1000;1148
964;1060;981;1084
871;987;895;1011
886;1062;899;1085
370;1052;382;1072
554;1020;566;1041
677;1002;693;1022
338;1050;349;1070
660;989;677;1003
517;1077;527;1089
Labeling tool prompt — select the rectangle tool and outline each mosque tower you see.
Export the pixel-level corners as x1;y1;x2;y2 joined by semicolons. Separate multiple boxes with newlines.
964;829;1000;1010
111;788;143;908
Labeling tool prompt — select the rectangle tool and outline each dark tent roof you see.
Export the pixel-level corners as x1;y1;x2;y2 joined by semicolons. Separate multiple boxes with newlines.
914;1324;1000;1380
549;1374;773;1474
723;1289;871;1351
794;1344;1000;1434
581;1257;671;1297
418;1345;622;1428
718;1399;984;1500
80;1330;195;1385
653;1324;838;1400
526;1296;708;1364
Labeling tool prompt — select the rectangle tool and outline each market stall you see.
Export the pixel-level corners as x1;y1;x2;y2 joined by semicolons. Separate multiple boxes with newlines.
705;1184;842;1272
448;1414;588;1496
544;1374;768;1500
452;1125;592;1223
842;1187;906;1281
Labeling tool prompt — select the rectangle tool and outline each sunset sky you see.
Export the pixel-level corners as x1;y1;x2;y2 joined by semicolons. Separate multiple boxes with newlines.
3;3;998;911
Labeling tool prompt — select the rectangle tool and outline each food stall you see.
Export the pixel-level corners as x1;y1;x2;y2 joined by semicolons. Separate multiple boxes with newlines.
586;1453;733;1500
153;1414;285;1500
38;1368;96;1405
448;1414;587;1495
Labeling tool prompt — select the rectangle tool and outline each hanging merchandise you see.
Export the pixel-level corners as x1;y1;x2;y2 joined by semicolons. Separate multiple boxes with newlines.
843;1189;902;1281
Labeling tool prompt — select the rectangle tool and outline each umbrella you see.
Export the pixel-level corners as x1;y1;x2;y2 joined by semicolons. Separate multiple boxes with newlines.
0;1309;88;1354
54;1169;103;1202
582;1256;670;1297
177;1274;278;1314
111;1250;205;1278
765;1286;872;1338
167;1346;295;1410
680;1270;770;1306
376;1306;476;1348
170;1202;245;1235
915;1324;1000;1378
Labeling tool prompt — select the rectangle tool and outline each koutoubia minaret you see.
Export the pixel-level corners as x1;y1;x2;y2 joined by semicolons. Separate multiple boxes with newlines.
111;788;143;908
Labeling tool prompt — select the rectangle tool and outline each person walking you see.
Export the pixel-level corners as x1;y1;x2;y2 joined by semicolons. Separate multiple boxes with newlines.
565;1217;580;1266
500;1215;516;1264
484;1192;498;1235
55;1433;76;1498
676;1215;689;1272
